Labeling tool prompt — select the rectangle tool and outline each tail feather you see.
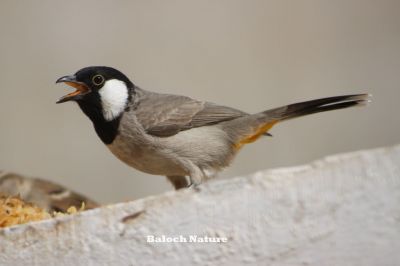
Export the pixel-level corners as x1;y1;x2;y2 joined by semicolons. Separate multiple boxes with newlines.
229;93;370;150
262;94;370;121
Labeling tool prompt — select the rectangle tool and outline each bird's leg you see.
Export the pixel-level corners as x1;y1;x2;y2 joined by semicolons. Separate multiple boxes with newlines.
166;176;189;190
187;166;204;191
173;160;204;190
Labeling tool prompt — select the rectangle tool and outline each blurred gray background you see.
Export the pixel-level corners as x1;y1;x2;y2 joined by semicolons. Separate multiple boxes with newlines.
0;0;399;204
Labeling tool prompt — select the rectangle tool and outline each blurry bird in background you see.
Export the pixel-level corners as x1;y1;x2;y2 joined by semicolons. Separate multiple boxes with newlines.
0;171;99;212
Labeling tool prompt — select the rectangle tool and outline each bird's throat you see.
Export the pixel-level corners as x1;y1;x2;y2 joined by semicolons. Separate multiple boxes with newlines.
77;100;120;144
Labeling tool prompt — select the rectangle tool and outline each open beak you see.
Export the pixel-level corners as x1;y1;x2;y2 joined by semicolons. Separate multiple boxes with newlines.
55;75;90;103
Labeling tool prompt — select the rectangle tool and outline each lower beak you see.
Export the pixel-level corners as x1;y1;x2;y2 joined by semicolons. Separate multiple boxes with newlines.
55;75;90;104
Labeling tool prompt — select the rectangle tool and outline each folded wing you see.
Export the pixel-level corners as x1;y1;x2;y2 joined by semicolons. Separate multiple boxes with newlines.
134;91;247;137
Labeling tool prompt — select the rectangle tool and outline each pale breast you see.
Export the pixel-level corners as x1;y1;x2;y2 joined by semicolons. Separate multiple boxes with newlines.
107;133;188;176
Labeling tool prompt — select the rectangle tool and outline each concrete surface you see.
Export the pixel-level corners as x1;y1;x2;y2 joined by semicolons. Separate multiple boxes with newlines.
0;145;399;266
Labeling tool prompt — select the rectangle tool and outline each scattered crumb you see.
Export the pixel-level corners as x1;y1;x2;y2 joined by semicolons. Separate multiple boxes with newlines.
53;202;86;217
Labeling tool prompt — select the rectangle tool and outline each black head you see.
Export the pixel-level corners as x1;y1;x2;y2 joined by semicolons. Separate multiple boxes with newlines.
56;66;135;144
56;66;134;104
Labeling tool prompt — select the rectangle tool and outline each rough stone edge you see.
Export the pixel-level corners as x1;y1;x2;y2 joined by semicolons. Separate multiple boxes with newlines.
0;144;398;236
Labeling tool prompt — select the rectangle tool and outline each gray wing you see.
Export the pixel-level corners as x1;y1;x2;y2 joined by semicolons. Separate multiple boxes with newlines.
133;89;247;137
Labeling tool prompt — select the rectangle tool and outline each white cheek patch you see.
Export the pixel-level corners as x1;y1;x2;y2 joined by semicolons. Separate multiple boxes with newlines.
99;79;129;121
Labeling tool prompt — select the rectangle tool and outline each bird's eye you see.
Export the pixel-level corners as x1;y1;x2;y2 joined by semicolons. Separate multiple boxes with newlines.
92;75;105;86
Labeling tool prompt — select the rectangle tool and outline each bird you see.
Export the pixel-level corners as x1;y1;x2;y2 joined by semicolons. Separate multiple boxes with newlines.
56;66;369;189
0;171;99;212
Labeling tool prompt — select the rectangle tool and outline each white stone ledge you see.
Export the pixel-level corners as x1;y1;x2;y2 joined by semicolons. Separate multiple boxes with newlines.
1;145;400;266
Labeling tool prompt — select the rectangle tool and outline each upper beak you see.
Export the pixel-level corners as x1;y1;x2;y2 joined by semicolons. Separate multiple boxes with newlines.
55;75;90;104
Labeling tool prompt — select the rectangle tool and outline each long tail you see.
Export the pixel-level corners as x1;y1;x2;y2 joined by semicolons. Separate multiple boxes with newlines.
262;94;370;121
231;94;370;149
